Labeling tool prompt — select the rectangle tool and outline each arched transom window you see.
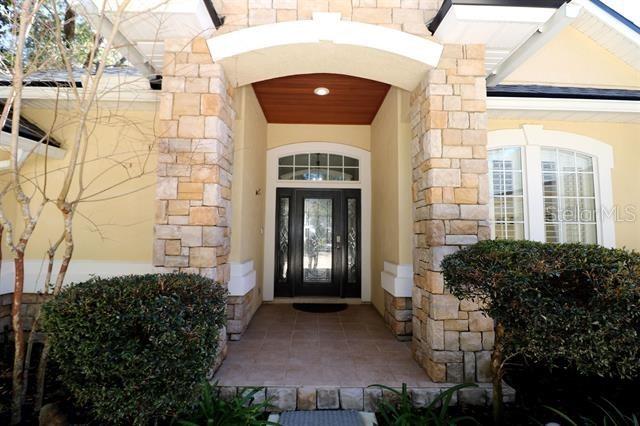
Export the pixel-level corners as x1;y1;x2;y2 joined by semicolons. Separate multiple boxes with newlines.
278;153;360;181
488;126;614;247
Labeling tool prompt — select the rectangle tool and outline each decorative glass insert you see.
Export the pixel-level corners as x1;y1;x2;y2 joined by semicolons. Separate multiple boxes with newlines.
279;153;360;181
489;147;526;240
277;197;290;282
541;148;597;243
303;198;332;283
347;198;357;284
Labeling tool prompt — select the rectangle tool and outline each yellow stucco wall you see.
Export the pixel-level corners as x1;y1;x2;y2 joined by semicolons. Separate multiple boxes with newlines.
370;87;413;314
504;26;640;89
1;107;157;262
489;119;640;251
267;123;371;151
230;86;268;301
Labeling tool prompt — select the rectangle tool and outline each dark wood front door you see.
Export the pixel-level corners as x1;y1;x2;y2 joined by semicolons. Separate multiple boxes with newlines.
275;188;361;298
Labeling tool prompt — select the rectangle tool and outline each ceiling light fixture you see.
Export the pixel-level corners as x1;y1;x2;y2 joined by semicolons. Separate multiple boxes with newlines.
314;87;330;96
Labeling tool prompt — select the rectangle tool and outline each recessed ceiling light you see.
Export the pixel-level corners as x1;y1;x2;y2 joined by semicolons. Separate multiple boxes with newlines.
314;87;330;96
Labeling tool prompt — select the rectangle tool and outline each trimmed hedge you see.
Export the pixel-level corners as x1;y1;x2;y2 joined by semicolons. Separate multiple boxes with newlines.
441;240;640;379
42;273;227;425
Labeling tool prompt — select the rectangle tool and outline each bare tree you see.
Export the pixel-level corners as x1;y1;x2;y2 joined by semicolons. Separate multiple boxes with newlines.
0;0;169;422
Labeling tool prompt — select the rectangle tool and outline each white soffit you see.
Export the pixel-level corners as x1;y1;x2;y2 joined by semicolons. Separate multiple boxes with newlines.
74;0;214;73
207;13;444;90
432;4;557;74
571;0;640;70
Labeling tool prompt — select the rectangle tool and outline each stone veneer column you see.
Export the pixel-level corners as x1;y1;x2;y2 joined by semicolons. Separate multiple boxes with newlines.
154;37;235;363
154;39;234;283
384;291;412;341
409;45;494;383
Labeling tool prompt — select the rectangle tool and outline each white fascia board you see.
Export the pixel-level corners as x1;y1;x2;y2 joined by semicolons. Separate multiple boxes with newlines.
0;83;159;104
574;0;640;47
488;96;640;114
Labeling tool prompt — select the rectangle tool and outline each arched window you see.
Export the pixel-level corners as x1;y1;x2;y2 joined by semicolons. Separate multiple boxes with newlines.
488;126;614;246
278;153;360;181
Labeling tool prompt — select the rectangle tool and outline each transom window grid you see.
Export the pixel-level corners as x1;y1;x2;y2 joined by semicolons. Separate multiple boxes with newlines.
278;153;360;182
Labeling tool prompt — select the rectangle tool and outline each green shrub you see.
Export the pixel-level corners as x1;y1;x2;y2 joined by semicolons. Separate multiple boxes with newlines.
369;383;478;426
42;273;227;425
441;240;640;379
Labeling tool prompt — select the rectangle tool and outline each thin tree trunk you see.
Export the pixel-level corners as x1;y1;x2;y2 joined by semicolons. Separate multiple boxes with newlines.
11;253;25;425
492;322;505;426
35;213;73;411
23;241;59;405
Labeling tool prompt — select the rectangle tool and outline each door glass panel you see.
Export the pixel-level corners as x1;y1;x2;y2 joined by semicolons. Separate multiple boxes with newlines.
277;198;290;282
303;198;332;283
347;198;357;284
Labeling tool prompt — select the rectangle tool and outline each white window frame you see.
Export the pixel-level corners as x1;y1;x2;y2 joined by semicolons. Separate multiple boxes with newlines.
488;146;530;240
488;125;615;247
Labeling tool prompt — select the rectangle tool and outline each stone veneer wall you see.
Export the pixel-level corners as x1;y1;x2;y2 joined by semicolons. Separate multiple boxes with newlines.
153;37;239;354
213;0;442;36
227;287;258;340
383;290;412;341
409;45;494;383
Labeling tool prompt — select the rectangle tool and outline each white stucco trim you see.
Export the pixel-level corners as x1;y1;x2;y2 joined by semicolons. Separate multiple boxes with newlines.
488;125;615;247
207;13;443;90
263;142;371;302
0;260;153;295
228;260;256;297
381;261;413;298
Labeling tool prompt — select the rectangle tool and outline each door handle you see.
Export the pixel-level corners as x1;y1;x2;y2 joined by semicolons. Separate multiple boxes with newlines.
336;235;342;250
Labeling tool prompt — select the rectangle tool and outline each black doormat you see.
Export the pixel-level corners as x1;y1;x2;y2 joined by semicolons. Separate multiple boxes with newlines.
293;303;348;313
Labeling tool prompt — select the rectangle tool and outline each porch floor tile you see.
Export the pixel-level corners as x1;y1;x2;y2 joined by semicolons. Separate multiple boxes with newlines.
213;304;438;388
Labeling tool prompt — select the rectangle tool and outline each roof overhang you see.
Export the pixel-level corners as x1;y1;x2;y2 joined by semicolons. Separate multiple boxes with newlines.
429;0;573;80
70;0;219;75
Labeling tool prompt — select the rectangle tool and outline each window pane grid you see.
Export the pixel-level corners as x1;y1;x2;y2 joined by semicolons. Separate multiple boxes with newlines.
541;148;597;244
278;153;360;181
489;147;526;240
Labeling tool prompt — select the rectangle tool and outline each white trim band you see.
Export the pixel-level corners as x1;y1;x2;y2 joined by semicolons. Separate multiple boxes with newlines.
228;260;257;297
0;260;153;295
381;261;413;298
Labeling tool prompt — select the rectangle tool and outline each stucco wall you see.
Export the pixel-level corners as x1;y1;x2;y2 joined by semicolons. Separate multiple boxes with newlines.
267;123;371;151
230;85;268;304
504;26;640;89
1;108;156;263
370;87;413;314
489;119;640;251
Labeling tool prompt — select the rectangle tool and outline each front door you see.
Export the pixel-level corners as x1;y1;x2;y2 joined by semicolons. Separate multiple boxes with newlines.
275;188;361;298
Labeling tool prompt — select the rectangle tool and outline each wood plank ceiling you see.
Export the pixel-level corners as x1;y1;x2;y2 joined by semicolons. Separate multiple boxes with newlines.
252;73;391;125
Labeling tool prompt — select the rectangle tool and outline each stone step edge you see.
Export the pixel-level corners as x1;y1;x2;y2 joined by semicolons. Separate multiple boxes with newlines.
214;383;516;412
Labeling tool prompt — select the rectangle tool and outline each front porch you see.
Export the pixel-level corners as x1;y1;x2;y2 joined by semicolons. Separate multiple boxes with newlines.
213;304;501;411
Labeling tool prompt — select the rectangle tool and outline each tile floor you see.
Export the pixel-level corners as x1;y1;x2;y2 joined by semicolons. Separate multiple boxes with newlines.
213;303;436;387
